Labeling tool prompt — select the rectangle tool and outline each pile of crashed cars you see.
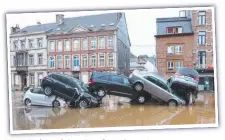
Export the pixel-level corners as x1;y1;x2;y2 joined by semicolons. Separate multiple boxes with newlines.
23;67;199;108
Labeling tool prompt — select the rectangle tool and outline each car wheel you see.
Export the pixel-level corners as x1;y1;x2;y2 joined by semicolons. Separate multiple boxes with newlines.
79;99;89;109
134;83;143;91
44;86;52;96
52;100;60;108
24;98;31;106
97;88;106;97
168;99;178;107
137;95;146;104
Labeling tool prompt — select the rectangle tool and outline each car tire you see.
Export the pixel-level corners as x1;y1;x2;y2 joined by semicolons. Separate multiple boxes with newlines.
52;100;60;108
24;98;31;106
136;95;147;104
78;99;89;109
44;86;52;96
134;82;144;91
96;88;106;98
168;99;178;106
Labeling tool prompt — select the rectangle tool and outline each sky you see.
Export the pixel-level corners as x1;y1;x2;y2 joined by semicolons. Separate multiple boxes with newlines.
6;8;182;57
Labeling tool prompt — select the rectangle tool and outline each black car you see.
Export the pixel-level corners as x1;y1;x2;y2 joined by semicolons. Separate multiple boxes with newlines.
41;72;102;108
89;73;150;104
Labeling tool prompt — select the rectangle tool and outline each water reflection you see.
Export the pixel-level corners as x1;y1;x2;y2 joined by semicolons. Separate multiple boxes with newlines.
13;94;215;130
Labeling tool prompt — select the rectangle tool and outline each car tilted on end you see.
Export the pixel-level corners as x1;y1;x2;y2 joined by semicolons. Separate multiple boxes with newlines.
167;67;200;104
88;71;151;104
41;72;102;108
129;70;186;106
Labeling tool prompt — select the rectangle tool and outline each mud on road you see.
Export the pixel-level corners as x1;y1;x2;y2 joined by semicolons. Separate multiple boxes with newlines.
12;92;216;130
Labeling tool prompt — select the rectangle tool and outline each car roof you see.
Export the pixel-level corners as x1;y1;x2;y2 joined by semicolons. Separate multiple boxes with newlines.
135;71;168;84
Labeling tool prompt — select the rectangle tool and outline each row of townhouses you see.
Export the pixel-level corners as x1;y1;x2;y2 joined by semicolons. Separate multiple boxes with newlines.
10;13;131;90
155;9;214;91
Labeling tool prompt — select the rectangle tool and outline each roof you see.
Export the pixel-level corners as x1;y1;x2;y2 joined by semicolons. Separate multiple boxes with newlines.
155;17;193;36
11;12;121;36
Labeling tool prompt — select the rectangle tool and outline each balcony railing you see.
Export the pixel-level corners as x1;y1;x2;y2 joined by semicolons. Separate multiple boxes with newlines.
16;65;28;72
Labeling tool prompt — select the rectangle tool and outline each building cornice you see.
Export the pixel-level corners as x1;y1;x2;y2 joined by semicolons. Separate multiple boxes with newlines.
154;32;194;38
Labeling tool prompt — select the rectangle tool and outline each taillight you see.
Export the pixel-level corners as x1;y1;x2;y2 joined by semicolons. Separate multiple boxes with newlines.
194;77;199;81
89;79;95;84
175;73;183;77
42;76;46;80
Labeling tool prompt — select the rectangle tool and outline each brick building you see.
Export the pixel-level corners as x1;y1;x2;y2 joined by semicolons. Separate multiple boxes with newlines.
155;9;215;91
47;13;131;84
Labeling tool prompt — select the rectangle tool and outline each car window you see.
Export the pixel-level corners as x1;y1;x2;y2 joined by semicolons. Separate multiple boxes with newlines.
178;68;199;78
110;75;123;84
67;80;77;87
31;88;41;94
123;78;130;85
98;75;110;81
58;75;68;84
145;76;158;85
157;80;169;91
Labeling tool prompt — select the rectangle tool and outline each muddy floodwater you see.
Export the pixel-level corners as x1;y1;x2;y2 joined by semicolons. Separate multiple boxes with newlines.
12;92;216;130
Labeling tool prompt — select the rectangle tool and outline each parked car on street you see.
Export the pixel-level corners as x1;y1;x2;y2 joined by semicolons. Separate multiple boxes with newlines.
167;67;199;104
41;72;102;108
23;87;67;107
89;72;150;104
128;70;186;106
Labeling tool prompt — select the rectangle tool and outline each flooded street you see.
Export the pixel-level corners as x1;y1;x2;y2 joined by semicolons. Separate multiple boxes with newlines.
12;92;216;130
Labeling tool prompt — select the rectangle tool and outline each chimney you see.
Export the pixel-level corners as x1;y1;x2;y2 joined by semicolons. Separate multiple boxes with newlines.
11;24;20;33
56;14;64;24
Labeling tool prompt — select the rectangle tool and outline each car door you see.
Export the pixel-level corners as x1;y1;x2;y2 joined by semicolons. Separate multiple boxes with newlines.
31;88;47;106
144;76;158;94
53;75;72;99
95;75;111;93
108;75;132;98
66;79;79;100
121;77;138;99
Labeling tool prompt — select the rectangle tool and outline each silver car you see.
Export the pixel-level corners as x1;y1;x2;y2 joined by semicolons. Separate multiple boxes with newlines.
129;70;186;106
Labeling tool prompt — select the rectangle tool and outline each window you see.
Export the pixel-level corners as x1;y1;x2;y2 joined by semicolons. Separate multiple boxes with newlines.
38;73;43;86
73;56;79;67
175;46;182;54
37;38;43;48
198;31;206;45
29;39;34;49
49;56;55;68
99;36;105;49
167;61;174;71
90;55;96;67
82;38;88;50
111;76;123;84
145;76;157;85
29;74;34;85
123;78;130;85
65;55;70;68
99;54;105;67
167;27;182;34
108;53;114;67
157;80;168;91
73;39;80;51
15;75;19;85
82;55;88;68
37;54;43;65
65;40;70;51
198;51;206;68
57;40;62;51
99;76;109;81
14;41;18;50
57;55;63;68
198;11;206;25
29;54;34;65
176;61;182;70
167;46;174;55
11;55;16;66
31;88;41;94
90;37;97;49
107;36;113;48
179;10;186;17
49;41;55;51
21;40;25;49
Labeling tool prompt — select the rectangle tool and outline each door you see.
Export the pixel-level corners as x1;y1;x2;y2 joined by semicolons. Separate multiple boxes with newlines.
31;88;46;106
108;75;133;98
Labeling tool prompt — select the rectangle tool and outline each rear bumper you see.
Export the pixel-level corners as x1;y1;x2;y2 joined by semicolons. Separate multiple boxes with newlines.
171;77;198;90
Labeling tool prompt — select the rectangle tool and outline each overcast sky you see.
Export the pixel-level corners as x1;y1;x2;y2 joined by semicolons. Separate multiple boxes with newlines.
6;8;183;56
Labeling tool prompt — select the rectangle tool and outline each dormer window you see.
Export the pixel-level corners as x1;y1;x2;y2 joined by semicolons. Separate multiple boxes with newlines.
101;24;106;27
90;25;95;28
109;23;114;26
167;27;182;34
179;10;186;17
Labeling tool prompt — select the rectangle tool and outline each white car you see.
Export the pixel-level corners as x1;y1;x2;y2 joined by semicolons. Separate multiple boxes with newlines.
23;87;67;107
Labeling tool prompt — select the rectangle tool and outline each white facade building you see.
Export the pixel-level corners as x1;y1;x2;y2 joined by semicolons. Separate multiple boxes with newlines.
10;26;49;89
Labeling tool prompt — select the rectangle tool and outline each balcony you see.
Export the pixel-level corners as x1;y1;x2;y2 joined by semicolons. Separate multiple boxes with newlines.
16;65;28;74
72;66;80;71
